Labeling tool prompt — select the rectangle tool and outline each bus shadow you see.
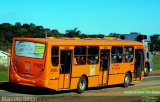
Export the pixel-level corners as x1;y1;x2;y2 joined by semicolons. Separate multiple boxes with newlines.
0;82;135;95
0;82;74;95
87;84;135;91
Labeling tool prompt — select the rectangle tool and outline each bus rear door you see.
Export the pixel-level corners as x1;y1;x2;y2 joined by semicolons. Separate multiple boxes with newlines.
59;50;72;89
134;49;144;80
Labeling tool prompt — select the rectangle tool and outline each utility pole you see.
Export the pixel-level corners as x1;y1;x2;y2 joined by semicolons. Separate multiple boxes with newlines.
45;30;47;38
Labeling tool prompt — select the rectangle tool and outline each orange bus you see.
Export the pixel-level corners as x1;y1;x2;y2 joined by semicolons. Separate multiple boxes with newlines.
9;37;144;93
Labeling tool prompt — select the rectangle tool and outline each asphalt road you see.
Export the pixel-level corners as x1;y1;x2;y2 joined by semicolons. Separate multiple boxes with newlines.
0;73;160;102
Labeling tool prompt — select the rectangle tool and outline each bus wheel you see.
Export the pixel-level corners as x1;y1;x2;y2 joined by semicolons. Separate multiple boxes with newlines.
144;64;149;77
77;76;87;94
123;73;131;88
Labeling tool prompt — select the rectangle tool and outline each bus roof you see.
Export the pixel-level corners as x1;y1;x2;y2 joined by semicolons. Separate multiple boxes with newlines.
13;37;143;46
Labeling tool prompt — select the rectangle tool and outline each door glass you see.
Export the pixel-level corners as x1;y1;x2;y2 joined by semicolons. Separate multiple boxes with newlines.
65;51;72;73
135;50;143;77
100;50;110;71
60;51;72;74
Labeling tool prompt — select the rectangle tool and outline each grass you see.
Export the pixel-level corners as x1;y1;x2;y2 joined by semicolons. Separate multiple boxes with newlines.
140;87;160;91
0;70;9;81
153;54;160;71
131;97;160;102
0;65;9;81
131;54;160;102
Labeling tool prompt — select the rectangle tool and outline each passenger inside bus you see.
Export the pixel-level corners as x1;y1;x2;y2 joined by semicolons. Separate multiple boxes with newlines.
74;56;85;65
116;55;122;62
87;56;98;64
124;55;133;62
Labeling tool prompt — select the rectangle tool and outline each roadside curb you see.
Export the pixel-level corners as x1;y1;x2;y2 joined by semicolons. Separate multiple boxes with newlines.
149;71;160;75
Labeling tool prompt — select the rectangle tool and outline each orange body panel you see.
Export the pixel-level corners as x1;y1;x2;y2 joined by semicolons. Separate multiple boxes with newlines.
99;71;108;85
58;74;64;89
108;74;125;85
102;71;108;84
69;78;79;89
88;76;99;87
47;80;59;90
63;74;71;89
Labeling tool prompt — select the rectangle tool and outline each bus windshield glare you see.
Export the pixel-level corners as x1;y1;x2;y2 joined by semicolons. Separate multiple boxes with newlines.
15;41;45;59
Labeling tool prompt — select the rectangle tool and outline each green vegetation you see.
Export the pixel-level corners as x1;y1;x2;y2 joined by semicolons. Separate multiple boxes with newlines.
131;96;160;102
0;71;9;81
131;99;141;102
151;35;160;51
0;23;106;51
0;22;160;51
140;87;160;91
153;54;160;71
0;65;9;81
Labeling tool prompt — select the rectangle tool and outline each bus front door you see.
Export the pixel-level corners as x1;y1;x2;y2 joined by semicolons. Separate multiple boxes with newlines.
59;50;72;89
134;49;143;80
99;50;110;85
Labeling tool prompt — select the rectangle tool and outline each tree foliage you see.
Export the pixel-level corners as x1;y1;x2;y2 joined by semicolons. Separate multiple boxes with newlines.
0;23;90;50
0;23;62;50
108;33;120;38
65;28;81;37
1;22;159;51
151;34;160;51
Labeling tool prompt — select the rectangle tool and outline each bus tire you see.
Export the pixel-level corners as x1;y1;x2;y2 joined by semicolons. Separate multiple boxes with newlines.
144;64;149;77
77;76;87;94
123;73;131;88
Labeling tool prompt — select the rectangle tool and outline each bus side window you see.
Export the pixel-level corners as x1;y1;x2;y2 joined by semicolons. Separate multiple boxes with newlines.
111;47;123;63
87;46;99;64
74;46;86;65
123;47;134;63
51;47;59;66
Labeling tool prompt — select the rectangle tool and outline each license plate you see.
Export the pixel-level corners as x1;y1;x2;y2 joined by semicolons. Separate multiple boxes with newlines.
24;74;30;77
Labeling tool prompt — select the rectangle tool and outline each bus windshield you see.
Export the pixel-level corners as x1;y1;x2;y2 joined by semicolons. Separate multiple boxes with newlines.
15;41;45;59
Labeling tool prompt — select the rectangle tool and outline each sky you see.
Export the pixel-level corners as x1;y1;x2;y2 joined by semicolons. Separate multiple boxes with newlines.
0;0;160;35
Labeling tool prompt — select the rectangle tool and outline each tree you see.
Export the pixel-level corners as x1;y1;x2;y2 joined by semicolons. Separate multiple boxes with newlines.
151;34;160;51
15;22;21;27
108;33;120;38
65;28;81;37
79;34;87;38
48;29;62;37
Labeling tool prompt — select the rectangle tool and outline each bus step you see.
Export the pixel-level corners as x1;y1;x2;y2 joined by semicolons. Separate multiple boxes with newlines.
99;84;107;87
132;81;140;82
60;88;69;91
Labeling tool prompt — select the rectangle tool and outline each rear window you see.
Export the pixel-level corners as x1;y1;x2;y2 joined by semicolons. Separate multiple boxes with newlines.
15;41;45;58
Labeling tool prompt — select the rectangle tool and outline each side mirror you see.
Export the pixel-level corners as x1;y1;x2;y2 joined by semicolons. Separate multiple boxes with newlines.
137;35;147;42
143;35;147;39
120;35;124;39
